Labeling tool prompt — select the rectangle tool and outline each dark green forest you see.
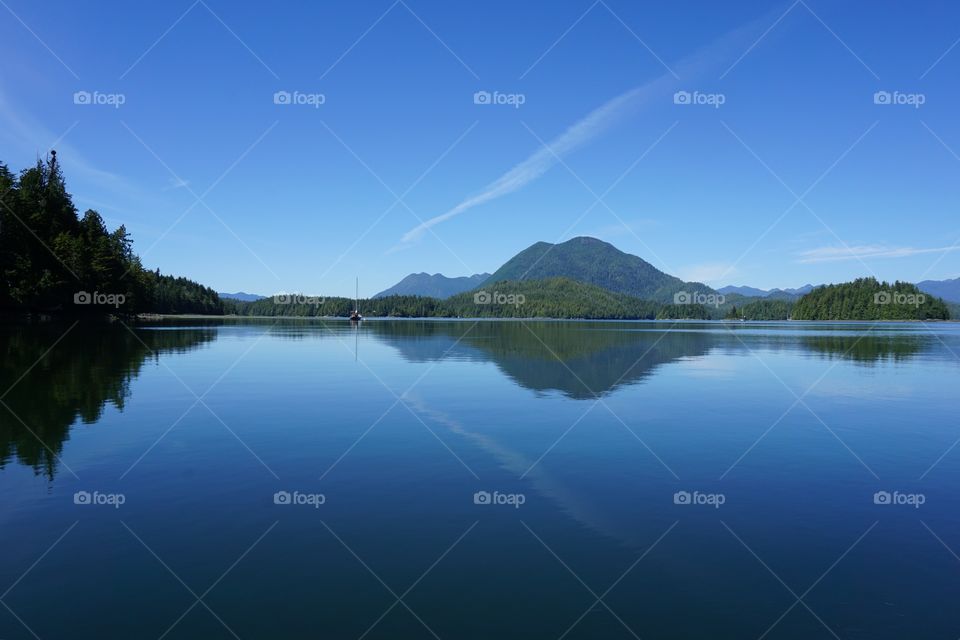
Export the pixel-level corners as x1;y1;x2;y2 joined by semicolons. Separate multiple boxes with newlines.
233;277;715;320
724;298;795;321
230;278;951;322
0;155;225;315
792;278;949;320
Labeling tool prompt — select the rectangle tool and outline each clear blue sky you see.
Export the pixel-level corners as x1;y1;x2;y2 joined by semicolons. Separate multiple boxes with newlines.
2;0;959;296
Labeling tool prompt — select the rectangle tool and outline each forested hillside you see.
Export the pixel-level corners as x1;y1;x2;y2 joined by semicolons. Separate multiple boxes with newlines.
792;278;949;320
0;155;225;315
232;278;714;319
483;236;714;302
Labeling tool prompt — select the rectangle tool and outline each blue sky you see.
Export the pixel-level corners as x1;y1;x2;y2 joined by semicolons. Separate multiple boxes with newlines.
2;0;959;296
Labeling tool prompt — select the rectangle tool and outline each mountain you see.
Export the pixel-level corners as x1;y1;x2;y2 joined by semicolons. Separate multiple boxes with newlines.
219;291;265;302
917;277;960;303
482;236;712;302
781;284;817;295
444;277;707;319
717;284;817;300
717;285;769;297
374;272;490;299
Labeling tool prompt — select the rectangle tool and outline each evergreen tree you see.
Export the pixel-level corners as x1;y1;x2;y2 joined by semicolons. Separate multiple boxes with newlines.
0;156;225;316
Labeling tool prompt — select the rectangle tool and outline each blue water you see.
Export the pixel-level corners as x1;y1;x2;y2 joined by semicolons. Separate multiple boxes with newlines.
1;319;958;638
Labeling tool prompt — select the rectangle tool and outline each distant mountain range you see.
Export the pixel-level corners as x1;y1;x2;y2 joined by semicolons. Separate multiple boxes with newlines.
716;285;768;297
373;237;715;303
717;284;817;300
917;277;960;303
218;291;266;302
225;240;960;313
373;272;490;299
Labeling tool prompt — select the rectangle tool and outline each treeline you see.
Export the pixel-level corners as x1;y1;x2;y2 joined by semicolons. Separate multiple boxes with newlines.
0;156;226;315
445;278;665;319
148;271;223;314
235;293;447;318
232;278;717;320
724;299;794;320
231;277;952;322
792;278;949;320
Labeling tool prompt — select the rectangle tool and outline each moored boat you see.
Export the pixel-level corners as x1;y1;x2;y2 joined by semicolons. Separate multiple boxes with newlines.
350;277;363;321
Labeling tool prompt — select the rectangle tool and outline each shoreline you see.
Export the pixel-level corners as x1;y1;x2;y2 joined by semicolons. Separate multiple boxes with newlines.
4;313;954;324
134;314;960;324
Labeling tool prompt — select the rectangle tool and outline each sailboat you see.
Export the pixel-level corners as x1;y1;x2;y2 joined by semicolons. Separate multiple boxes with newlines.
350;277;363;322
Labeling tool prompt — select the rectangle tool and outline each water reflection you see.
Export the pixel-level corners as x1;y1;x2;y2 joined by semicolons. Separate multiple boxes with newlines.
0;322;215;477
370;321;936;395
0;319;942;479
404;394;650;547
800;332;933;363
1;319;956;639
373;321;713;398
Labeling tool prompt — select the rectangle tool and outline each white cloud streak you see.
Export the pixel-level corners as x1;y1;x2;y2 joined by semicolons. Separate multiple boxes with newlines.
394;11;774;250
0;88;135;194
400;86;655;245
797;244;960;264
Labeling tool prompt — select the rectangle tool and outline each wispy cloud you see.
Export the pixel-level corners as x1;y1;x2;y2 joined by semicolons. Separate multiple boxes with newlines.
797;244;960;264
163;176;191;190
0;87;132;192
393;11;775;251
399;86;655;246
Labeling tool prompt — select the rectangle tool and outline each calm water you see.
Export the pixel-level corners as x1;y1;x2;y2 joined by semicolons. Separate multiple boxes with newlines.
1;319;959;639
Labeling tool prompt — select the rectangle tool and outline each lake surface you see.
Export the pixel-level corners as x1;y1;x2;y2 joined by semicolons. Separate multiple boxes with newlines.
1;319;959;639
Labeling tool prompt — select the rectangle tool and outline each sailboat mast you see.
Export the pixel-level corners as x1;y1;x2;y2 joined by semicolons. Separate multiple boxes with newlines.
355;276;359;312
